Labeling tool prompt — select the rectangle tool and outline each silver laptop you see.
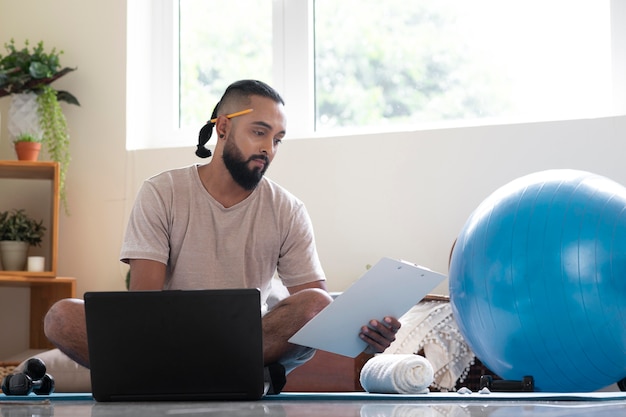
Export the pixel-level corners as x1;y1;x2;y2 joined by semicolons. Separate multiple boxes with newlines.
84;289;265;401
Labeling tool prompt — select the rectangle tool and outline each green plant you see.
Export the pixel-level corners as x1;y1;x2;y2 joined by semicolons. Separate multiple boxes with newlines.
0;209;46;246
38;85;70;210
13;132;42;144
0;39;79;213
0;39;78;103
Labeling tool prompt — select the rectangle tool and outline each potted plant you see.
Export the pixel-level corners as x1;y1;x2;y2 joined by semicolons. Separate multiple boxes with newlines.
0;38;79;212
0;209;46;271
13;132;42;161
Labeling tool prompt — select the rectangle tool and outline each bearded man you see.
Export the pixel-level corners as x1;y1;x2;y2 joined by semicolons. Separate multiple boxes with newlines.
44;80;400;380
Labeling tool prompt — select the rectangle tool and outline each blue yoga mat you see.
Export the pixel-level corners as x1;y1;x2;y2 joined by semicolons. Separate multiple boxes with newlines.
0;393;94;402
268;392;626;402
2;391;625;403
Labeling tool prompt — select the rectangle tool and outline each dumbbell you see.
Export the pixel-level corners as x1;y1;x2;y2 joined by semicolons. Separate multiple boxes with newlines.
1;358;55;395
480;375;534;392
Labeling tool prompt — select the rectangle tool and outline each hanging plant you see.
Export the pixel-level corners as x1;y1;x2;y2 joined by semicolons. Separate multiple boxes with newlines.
37;86;71;210
0;39;79;213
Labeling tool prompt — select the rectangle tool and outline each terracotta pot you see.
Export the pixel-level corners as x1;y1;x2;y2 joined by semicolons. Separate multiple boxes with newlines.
14;141;42;161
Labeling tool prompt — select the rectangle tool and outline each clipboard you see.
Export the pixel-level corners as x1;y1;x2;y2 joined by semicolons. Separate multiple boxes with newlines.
288;257;447;357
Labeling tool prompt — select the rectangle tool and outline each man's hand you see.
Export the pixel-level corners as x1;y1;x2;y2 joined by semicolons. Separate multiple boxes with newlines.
360;316;401;354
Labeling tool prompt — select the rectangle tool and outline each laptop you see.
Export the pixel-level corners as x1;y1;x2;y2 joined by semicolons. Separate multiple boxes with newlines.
84;289;265;402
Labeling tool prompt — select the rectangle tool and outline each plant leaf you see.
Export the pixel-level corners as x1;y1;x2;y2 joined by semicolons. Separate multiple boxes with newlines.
56;90;80;106
29;61;51;79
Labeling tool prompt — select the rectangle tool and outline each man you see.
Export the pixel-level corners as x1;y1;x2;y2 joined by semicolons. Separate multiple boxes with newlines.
44;80;400;376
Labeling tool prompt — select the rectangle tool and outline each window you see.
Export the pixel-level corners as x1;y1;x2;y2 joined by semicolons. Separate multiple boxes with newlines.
178;1;272;128
127;0;624;150
314;0;613;132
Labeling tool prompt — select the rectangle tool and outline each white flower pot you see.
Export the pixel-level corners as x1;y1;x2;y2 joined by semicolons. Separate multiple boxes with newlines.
7;92;42;142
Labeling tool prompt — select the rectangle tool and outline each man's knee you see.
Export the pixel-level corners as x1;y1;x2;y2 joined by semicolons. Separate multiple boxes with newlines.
265;288;332;331
290;288;333;320
44;298;84;342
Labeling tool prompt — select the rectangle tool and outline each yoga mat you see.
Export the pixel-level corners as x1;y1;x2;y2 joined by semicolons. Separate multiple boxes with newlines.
2;391;625;403
0;393;94;402
268;391;626;402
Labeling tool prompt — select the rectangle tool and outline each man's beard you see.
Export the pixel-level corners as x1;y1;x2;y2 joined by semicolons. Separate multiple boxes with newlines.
222;136;270;190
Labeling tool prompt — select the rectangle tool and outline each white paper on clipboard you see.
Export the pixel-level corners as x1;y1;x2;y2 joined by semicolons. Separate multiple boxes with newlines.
288;257;447;358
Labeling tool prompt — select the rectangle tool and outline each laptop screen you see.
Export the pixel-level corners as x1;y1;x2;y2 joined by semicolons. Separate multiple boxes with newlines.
85;289;265;401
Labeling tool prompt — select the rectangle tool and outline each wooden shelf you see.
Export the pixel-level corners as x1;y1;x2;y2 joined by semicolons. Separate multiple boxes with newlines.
0;160;58;180
0;271;57;278
0;160;59;276
0;275;76;349
0;275;73;286
0;161;71;350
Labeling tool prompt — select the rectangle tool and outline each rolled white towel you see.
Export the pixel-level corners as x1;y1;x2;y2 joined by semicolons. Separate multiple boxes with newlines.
360;354;434;394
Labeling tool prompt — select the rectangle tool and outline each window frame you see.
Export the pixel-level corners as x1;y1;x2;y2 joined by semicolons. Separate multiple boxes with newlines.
127;0;314;150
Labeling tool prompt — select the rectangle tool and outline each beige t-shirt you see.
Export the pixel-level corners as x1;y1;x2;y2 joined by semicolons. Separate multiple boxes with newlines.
120;165;326;307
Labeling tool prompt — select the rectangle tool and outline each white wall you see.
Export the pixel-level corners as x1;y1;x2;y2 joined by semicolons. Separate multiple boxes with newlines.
128;116;626;294
1;0;625;357
0;0;128;358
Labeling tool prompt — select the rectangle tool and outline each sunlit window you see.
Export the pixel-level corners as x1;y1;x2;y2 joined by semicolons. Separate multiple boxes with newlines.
314;0;611;131
178;0;272;128
127;0;620;150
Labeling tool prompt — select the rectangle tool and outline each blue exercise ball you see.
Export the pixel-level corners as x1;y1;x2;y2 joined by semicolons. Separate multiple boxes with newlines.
449;169;626;392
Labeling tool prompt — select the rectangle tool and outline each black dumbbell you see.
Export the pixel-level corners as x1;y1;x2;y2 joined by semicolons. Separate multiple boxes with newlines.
480;374;534;392
1;358;55;395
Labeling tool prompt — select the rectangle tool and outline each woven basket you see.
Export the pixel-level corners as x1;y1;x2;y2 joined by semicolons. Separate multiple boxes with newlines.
0;362;20;393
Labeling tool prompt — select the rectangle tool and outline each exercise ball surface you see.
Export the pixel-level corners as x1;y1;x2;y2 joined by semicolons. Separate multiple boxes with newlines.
449;169;626;392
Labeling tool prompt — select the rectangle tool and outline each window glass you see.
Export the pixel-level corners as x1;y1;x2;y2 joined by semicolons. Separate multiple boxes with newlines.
314;0;611;131
134;0;616;150
178;0;272;128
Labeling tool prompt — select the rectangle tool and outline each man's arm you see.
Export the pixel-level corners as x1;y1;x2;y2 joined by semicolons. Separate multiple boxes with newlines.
128;259;167;290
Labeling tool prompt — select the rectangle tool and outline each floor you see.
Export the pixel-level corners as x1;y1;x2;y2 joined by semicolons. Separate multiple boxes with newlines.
2;397;626;417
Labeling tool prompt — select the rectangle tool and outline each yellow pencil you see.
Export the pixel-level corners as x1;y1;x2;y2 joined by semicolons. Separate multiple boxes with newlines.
210;108;254;123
